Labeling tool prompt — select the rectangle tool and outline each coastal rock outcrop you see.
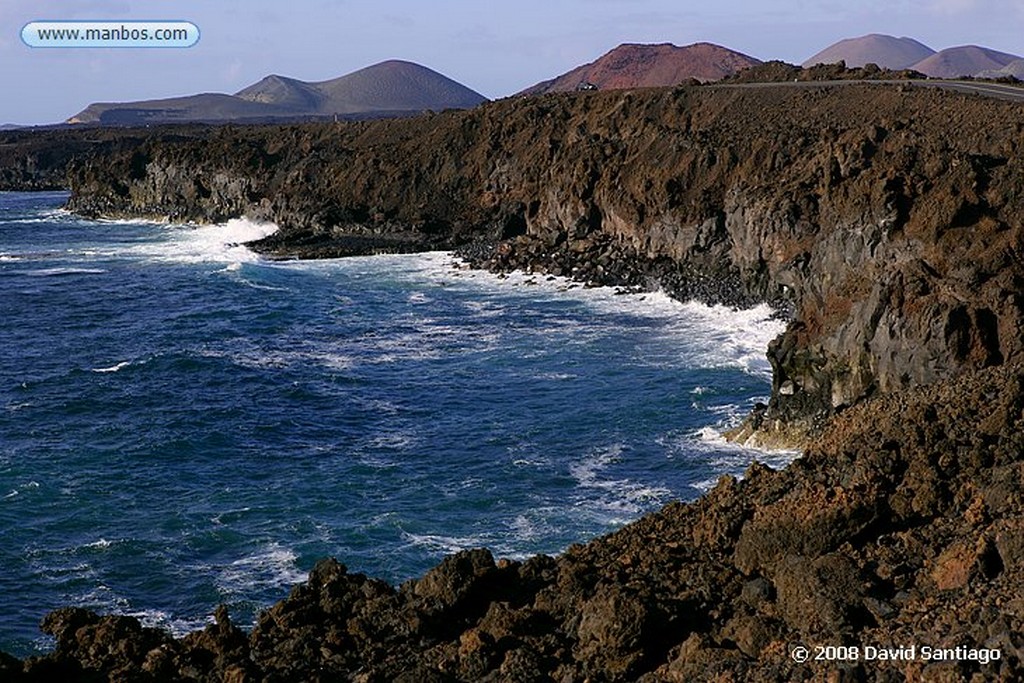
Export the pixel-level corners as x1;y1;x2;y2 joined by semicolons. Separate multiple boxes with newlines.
61;82;1024;439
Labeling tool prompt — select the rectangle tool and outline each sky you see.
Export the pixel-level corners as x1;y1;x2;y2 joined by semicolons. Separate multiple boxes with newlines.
1;0;1022;125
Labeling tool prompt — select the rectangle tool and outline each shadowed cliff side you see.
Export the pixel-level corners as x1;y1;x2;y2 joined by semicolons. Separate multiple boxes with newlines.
62;82;1024;441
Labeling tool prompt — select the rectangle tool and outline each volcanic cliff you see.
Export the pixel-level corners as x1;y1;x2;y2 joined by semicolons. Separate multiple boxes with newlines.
63;82;1024;440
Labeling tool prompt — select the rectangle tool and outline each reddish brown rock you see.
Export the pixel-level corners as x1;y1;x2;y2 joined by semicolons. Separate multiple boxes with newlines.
520;42;762;94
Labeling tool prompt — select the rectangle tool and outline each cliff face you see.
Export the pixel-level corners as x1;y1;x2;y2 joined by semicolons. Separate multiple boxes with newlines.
64;83;1024;439
0;128;153;191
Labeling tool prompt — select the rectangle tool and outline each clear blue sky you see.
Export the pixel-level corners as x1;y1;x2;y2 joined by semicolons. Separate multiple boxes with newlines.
2;0;1021;125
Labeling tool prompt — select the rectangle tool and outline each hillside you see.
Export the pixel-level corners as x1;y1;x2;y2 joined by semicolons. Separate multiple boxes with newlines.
67;60;487;125
911;45;1022;78
977;58;1024;80
234;74;324;110
521;42;761;94
802;33;934;69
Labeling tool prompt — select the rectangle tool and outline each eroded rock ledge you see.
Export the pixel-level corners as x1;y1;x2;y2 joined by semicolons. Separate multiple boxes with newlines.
61;82;1024;438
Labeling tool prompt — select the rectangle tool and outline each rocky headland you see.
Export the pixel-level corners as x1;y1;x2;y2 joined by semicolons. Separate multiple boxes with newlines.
3;79;1024;680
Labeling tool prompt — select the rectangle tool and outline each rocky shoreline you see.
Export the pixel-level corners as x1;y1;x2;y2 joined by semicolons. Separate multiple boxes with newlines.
3;80;1023;680
5;363;1024;681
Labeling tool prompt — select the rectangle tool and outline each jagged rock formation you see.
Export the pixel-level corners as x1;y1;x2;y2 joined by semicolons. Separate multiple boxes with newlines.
520;43;762;94
5;362;1024;681
63;81;1024;439
720;60;925;84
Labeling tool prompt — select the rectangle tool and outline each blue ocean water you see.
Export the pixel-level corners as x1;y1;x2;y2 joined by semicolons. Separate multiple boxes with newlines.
0;191;791;656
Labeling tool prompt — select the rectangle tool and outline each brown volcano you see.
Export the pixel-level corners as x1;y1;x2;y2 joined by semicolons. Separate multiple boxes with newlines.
521;42;761;95
802;33;935;69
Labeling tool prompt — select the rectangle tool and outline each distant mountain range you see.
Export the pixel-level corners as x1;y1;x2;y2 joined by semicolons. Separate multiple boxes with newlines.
61;36;1022;127
803;34;1022;78
67;60;487;125
520;43;761;95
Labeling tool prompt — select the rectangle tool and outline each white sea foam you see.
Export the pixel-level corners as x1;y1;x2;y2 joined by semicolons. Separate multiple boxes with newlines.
303;252;783;376
216;543;306;594
128;217;279;265
510;514;541;542
570;444;673;517
92;215;166;226
200;345;354;372
91;361;133;373
401;532;492;555
68;585;207;640
365;432;417;451
237;277;290;292
22;267;107;277
128;610;211;638
684;427;801;492
278;251;785;382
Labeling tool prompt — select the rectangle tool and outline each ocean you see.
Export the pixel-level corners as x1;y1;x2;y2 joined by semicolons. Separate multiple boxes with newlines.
0;191;792;656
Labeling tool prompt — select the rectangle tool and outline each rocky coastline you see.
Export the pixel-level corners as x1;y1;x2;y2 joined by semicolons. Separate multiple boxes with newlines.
59;81;1024;439
3;80;1024;680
